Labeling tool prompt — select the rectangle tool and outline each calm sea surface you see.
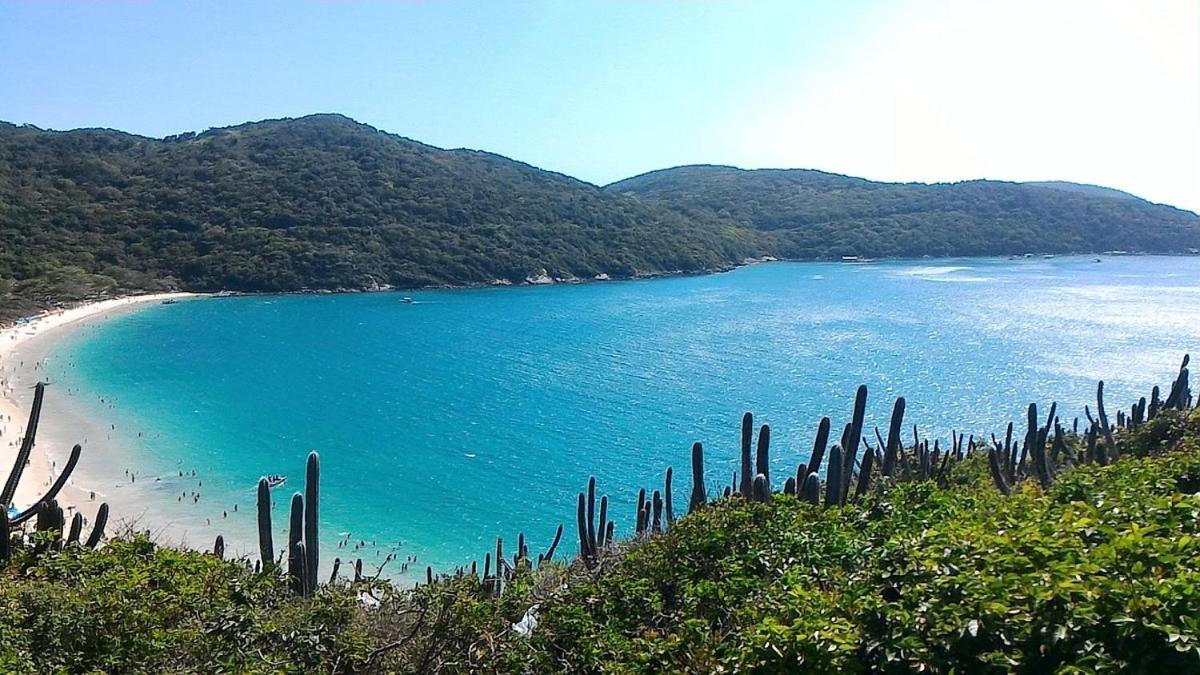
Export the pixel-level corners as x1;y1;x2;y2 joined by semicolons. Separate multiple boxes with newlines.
46;256;1200;578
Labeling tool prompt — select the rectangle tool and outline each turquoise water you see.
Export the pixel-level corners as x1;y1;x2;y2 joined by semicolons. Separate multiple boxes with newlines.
47;256;1200;578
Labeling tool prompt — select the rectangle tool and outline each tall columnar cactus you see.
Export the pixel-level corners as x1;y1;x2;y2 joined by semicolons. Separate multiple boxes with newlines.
688;442;707;513
2;385;88;528
541;523;564;562
843;386;868;495
1096;381;1117;463
664;467;675;525
853;437;874;500
576;492;593;566
256;477;274;572
288;492;305;594
802;473;821;505
739;412;753;495
751;474;769;502
825;444;844;508
881;398;906;477
0;509;10;564
807;417;831;479
1164;354;1191;411
755;424;771;491
84;503;108;549
987;442;1012;495
1027;403;1053;489
304;452;320;596
597;496;609;548
1;382;45;507
66;513;83;546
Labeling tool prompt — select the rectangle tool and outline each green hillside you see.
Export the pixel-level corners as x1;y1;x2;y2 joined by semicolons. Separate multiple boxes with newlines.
0;115;763;321
3;116;1198;323
608;165;1199;259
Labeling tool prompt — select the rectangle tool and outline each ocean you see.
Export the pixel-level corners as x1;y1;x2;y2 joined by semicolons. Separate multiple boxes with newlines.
41;256;1200;580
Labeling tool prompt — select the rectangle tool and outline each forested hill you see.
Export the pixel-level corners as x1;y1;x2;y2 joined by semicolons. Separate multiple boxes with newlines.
607;165;1199;259
2;115;1198;321
0;115;763;319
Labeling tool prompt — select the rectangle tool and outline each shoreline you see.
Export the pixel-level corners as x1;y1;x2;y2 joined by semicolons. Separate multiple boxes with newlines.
0;292;202;524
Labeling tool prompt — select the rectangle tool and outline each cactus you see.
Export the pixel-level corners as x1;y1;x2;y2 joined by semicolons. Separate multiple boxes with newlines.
304;452;319;595
597;496;608;548
806;417;831;479
801;473;820;505
66;512;83;546
576;492;593;566
256;478;274;572
664;467;675;525
688;442;707;513
542;523;564;562
1;382;46;507
1163;354;1190;410
84;503;108;549
2;387;87;528
1028;403;1053;489
739;412;753;495
881;398;906;477
0;509;9;564
586;477;597;557
783;476;797;496
651;490;663;533
755;424;771;491
1096;381;1117;462
330;558;341;583
288;492;305;594
751;474;768;502
987;442;1012;495
825;444;844;507
288;540;307;595
213;534;225;560
853;437;874;499
843;386;868;495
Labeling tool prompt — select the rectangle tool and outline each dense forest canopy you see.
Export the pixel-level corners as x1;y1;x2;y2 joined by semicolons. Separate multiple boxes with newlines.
608;165;1199;260
1;114;1197;321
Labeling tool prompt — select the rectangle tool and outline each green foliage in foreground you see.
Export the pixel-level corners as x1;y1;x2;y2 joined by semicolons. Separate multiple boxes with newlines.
1;411;1198;673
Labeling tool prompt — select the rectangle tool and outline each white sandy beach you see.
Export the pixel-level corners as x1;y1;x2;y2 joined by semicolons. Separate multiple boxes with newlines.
0;293;200;521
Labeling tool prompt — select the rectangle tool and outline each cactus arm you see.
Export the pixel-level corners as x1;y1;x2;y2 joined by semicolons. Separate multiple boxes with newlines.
84;503;108;548
882;398;906;477
806;417;831;479
739;412;753;495
304;452;320;594
825;444;844;508
663;467;675;525
66;512;83;545
1;382;46;506
11;443;82;526
755;424;771;491
688;442;707;513
597;496;608;548
256;478;275;572
542;523;563;562
287;493;304;592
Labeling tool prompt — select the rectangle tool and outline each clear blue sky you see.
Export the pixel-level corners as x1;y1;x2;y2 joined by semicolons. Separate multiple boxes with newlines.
2;0;1197;210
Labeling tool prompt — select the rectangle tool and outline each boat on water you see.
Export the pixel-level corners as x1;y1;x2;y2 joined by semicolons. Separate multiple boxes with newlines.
262;474;286;488
401;296;415;304
162;299;179;305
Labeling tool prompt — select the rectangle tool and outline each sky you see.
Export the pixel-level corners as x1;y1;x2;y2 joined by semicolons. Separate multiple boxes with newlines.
1;0;1197;212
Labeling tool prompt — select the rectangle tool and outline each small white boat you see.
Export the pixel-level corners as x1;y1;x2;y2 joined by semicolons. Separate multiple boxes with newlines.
401;296;415;304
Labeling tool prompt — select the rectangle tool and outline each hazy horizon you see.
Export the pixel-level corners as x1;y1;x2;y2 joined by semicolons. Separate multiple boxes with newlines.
2;0;1196;211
